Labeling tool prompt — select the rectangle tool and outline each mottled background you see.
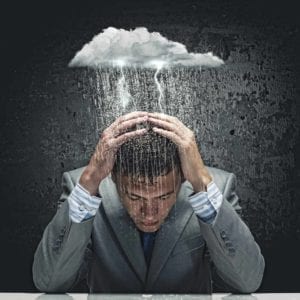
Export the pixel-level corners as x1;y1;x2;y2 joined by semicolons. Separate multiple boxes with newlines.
0;0;299;292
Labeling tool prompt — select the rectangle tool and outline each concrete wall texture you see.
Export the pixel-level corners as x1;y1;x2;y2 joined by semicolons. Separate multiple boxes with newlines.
0;0;299;292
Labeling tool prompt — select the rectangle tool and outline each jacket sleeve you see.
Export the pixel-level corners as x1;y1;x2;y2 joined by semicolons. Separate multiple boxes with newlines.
32;171;94;292
200;173;265;293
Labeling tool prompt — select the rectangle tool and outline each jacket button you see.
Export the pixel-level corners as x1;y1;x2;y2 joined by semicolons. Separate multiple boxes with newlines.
225;241;233;248
228;247;236;256
220;231;227;239
52;244;60;252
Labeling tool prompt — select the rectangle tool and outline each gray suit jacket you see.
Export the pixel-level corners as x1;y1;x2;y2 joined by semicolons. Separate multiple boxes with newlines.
32;166;265;294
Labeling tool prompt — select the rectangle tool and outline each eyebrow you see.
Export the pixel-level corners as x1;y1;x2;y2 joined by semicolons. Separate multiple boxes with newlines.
127;190;175;199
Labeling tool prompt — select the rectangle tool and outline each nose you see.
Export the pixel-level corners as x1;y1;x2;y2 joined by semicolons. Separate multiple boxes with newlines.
141;200;158;219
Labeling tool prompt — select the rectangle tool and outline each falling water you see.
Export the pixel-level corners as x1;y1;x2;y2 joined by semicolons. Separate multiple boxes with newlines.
88;66;206;130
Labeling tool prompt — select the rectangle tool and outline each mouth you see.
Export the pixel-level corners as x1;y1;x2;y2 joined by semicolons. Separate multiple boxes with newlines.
141;221;159;227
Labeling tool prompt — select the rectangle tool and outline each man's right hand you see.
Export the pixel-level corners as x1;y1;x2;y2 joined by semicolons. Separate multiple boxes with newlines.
79;111;149;195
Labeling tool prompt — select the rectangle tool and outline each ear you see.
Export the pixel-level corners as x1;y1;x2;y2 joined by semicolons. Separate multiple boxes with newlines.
178;167;185;183
111;171;117;183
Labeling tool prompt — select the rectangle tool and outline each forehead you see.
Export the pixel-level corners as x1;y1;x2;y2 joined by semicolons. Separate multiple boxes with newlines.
118;170;180;191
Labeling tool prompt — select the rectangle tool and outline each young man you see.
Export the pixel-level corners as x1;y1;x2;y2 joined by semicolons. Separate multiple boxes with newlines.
33;111;265;293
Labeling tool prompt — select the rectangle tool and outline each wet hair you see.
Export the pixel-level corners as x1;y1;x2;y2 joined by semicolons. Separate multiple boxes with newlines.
112;124;181;184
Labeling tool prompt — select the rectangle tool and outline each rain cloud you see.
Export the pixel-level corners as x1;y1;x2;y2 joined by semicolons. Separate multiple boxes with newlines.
69;27;224;68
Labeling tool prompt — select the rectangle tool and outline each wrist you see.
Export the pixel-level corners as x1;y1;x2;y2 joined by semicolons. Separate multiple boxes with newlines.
190;167;212;193
79;164;106;196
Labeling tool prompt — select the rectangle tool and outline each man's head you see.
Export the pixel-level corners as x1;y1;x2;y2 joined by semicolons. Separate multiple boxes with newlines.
112;128;183;232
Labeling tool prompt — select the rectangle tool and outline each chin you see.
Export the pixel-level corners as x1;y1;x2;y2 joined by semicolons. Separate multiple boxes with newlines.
138;223;160;233
141;227;159;233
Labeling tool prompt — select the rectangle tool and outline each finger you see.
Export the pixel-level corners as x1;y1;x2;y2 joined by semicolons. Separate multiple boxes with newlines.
148;117;183;137
148;112;177;123
111;111;148;129
114;115;148;136
152;127;182;146
113;128;148;148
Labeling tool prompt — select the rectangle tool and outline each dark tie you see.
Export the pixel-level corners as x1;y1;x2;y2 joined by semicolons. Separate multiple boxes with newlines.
141;231;157;267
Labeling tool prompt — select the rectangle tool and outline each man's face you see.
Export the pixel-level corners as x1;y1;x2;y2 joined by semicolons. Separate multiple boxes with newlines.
114;169;182;232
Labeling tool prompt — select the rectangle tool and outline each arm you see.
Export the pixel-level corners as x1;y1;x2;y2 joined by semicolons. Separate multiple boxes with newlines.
197;173;265;293
32;172;95;292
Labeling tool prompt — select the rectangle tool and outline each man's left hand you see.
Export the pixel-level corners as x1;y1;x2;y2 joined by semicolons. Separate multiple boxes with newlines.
148;112;212;192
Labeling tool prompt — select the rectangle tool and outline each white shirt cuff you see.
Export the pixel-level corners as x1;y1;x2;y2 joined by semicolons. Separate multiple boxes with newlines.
67;183;102;223
188;181;223;223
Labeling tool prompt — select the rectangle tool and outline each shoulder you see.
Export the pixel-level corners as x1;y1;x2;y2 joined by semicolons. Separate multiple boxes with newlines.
206;166;235;194
182;166;235;195
206;165;232;179
64;166;87;185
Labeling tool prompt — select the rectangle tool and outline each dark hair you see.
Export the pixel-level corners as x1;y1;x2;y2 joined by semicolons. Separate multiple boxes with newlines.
112;128;181;184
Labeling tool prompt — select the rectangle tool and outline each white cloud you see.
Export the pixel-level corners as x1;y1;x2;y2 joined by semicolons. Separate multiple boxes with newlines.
69;27;224;68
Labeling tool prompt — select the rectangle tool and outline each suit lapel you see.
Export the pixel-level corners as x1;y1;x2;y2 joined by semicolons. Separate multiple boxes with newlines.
146;181;194;289
98;175;147;283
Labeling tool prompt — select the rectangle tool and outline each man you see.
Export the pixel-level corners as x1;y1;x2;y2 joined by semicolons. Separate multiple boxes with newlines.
33;111;265;293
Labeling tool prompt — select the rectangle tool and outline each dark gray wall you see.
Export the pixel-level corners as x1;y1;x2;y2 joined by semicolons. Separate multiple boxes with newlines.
0;0;299;292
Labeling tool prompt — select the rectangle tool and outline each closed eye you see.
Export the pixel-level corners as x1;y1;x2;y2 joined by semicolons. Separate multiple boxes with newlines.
126;191;174;201
160;195;171;200
128;195;141;201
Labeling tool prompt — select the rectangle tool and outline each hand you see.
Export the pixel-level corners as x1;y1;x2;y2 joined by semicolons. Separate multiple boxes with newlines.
148;112;212;192
79;111;149;195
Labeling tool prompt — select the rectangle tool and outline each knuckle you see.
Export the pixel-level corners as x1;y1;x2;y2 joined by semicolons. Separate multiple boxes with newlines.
189;131;195;139
182;141;188;149
106;139;115;148
182;140;192;150
101;128;110;138
124;131;133;138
